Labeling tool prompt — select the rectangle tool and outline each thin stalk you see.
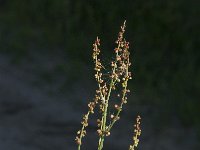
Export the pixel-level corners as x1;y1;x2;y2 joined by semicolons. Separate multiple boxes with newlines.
107;80;127;131
98;80;114;150
98;70;116;150
77;112;89;150
98;40;120;150
107;58;129;131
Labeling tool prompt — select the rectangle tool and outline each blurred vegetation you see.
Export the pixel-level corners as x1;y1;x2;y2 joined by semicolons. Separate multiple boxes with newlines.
0;0;199;127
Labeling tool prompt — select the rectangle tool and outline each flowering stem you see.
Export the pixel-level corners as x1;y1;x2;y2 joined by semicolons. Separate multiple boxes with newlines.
75;21;142;150
108;80;128;131
107;57;130;132
77;112;89;150
98;78;115;150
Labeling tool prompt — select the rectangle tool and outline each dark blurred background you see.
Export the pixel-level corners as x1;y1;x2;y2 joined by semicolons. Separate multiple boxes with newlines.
0;0;199;149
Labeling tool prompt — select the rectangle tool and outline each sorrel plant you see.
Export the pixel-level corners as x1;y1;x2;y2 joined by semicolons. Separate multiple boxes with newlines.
75;21;141;150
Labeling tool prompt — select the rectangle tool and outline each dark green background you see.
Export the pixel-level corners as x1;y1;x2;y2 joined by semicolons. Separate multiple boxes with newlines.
0;0;199;138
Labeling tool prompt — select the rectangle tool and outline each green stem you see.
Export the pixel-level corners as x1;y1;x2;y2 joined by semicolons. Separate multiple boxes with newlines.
98;79;115;150
97;43;119;150
107;80;128;131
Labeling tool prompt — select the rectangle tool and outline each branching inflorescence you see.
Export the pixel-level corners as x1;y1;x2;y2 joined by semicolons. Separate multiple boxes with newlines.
75;21;142;150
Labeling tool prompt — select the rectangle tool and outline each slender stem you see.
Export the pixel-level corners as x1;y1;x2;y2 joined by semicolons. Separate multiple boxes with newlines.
98;73;116;150
77;112;89;150
77;75;104;150
98;80;112;150
97;21;127;150
107;80;127;131
107;57;130;132
97;41;120;150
